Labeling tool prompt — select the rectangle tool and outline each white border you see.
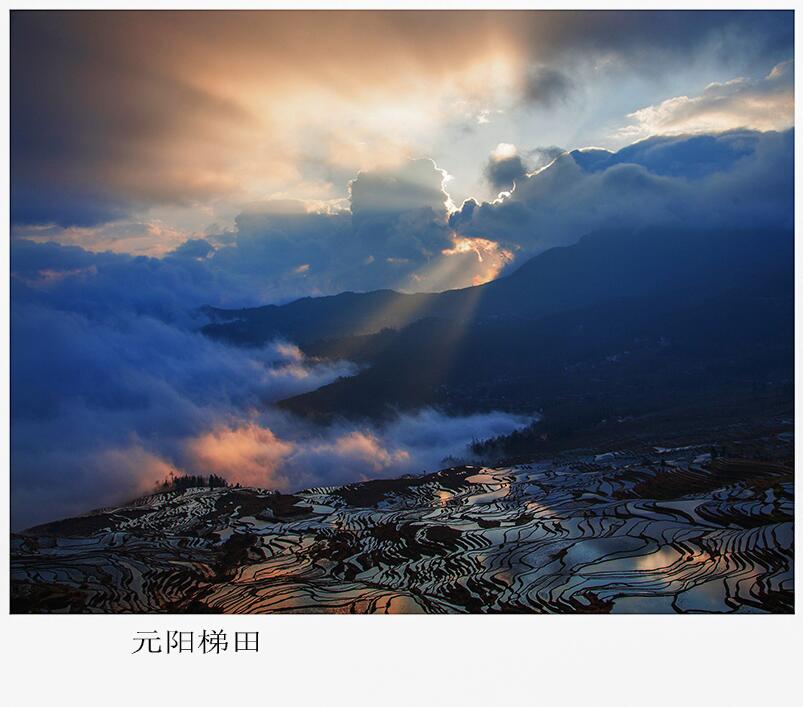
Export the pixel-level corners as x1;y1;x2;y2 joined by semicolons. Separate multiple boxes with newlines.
1;3;799;706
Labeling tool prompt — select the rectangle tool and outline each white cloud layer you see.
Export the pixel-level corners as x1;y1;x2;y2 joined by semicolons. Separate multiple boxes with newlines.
619;61;794;140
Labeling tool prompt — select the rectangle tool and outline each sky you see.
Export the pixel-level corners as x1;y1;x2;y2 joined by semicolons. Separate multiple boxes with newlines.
11;10;794;290
9;10;795;528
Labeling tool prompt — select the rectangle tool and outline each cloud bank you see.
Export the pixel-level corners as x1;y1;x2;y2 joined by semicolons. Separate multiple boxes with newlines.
19;126;791;306
621;60;794;139
11;294;530;528
452;127;793;259
14;158;511;303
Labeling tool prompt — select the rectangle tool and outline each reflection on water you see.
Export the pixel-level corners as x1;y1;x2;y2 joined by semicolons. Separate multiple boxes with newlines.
11;447;794;613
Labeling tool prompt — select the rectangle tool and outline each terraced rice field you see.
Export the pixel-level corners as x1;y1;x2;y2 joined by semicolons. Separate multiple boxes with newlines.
11;445;793;613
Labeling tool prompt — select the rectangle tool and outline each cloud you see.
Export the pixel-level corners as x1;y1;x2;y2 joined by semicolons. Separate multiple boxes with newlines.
11;10;792;227
620;60;794;139
15;126;793;307
525;146;565;171
178;409;531;494
452;128;793;258
10;299;530;528
439;236;515;286
8;292;352;528
10;229;531;529
170;238;216;260
484;143;528;190
523;66;574;107
11;219;193;257
275;409;531;490
10;10;797;538
199;159;497;296
483;144;566;193
10;443;185;528
185;424;294;488
350;158;450;216
10;159;507;307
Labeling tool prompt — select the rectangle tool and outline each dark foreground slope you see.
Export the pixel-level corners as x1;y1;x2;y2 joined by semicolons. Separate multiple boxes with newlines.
11;420;793;614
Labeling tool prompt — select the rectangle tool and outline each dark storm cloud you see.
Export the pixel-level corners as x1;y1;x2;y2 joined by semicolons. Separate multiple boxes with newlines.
11;11;257;227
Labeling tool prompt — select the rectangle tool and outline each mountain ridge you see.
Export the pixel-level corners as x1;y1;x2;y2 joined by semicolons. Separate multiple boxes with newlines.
202;226;792;347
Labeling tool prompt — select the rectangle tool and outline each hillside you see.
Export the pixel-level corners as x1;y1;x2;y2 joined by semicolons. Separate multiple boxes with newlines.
202;227;793;346
11;423;793;614
200;227;793;439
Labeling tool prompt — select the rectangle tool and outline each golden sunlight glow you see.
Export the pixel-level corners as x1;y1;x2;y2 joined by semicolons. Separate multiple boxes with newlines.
442;236;515;286
186;423;293;489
